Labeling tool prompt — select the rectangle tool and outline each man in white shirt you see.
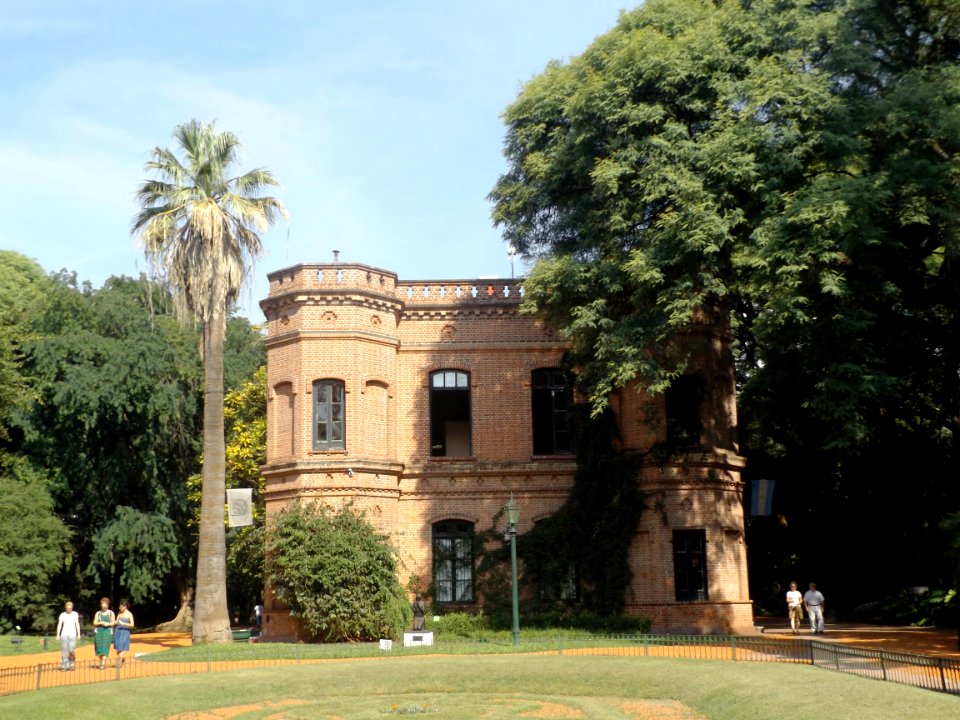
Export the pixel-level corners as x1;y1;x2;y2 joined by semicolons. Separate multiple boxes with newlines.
803;582;826;634
56;600;82;671
785;581;803;634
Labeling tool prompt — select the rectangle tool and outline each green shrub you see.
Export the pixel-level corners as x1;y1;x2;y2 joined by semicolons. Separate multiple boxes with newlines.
862;587;959;627
429;610;489;637
265;502;410;641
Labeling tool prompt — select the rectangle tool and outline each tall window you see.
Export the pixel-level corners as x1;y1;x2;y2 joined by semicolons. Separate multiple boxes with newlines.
531;368;573;455
673;529;708;601
429;370;471;457
433;520;474;603
665;374;704;448
535;518;579;601
312;379;345;450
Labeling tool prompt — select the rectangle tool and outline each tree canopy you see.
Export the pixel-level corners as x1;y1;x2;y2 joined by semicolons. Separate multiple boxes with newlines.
490;0;959;607
3;261;265;629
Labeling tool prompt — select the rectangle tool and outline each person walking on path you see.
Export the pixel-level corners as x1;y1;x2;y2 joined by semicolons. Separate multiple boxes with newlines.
56;600;81;671
93;597;115;669
114;600;134;666
804;582;826;634
786;581;803;634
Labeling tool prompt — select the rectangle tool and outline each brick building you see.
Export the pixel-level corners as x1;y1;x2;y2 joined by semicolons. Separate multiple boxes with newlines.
259;261;753;638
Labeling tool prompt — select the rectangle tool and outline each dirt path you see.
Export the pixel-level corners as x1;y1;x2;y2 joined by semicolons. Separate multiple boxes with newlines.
2;623;957;694
759;621;960;659
0;632;192;671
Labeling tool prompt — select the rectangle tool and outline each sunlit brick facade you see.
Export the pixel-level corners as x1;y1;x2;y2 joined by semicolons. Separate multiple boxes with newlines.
259;262;753;638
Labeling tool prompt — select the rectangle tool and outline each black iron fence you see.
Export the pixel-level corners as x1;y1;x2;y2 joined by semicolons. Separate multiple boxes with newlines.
2;634;958;696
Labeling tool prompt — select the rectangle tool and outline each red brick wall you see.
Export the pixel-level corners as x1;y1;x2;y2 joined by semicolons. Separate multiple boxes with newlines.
259;263;753;639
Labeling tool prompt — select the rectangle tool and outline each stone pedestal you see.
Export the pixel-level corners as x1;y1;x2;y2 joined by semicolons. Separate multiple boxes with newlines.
403;631;434;647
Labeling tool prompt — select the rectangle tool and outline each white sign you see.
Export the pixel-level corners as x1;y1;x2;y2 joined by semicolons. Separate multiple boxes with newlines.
227;488;254;527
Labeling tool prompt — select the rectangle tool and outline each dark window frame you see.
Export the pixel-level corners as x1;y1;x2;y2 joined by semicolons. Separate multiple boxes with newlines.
531;368;573;456
312;379;345;451
432;520;475;603
673;529;708;602
665;374;705;448
429;370;472;457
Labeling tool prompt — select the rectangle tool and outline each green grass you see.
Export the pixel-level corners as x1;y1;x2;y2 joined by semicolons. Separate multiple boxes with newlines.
0;634;89;657
2;654;957;719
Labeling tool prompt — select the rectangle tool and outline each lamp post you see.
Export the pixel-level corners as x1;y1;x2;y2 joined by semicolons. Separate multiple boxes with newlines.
504;494;521;647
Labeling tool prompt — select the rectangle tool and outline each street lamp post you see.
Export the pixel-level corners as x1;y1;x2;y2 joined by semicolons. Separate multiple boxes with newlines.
504;494;520;647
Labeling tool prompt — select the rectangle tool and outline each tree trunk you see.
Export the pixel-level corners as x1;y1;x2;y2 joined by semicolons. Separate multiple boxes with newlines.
192;313;233;643
156;585;194;632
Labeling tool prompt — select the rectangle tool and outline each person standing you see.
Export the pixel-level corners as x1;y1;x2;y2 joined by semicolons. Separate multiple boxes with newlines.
786;581;803;634
114;599;134;666
803;582;826;634
56;601;81;671
93;597;115;669
254;603;263;629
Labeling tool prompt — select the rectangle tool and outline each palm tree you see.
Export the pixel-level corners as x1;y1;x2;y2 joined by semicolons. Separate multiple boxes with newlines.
132;120;287;643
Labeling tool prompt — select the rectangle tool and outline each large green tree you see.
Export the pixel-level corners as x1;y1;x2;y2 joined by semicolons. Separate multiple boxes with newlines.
133;120;286;643
0;253;69;630
12;271;266;628
16;273;204;620
490;0;959;606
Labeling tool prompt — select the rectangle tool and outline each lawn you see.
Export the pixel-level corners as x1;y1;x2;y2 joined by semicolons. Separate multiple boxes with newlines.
0;634;87;658
1;654;957;719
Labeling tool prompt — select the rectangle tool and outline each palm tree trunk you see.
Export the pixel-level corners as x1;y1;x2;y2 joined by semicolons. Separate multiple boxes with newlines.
192;312;232;643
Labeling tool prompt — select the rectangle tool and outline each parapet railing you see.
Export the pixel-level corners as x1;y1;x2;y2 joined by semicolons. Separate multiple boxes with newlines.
2;634;958;696
264;263;524;307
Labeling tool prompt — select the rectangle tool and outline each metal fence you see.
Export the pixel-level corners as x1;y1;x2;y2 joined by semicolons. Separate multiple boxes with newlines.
2;634;958;696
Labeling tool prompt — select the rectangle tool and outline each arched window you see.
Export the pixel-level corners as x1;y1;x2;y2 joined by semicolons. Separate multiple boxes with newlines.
312;379;345;450
531;368;573;455
665;374;704;448
429;370;471;457
432;520;475;603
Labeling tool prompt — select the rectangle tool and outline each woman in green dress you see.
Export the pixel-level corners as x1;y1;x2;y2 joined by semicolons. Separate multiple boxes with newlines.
93;597;115;669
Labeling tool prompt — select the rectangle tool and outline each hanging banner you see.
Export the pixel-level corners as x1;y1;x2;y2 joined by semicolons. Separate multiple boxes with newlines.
227;488;254;527
750;479;775;516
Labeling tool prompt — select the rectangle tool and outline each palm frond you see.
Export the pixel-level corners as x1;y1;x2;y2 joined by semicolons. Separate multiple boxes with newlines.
132;120;287;323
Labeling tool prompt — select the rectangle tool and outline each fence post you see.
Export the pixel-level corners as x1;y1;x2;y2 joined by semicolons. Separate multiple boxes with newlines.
880;651;887;682
938;658;947;693
35;664;42;690
731;636;737;661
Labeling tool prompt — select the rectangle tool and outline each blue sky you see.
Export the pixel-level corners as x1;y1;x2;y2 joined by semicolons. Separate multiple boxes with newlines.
0;0;630;320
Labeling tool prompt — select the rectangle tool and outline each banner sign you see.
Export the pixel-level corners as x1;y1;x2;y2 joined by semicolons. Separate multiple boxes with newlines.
227;488;254;527
750;479;775;516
